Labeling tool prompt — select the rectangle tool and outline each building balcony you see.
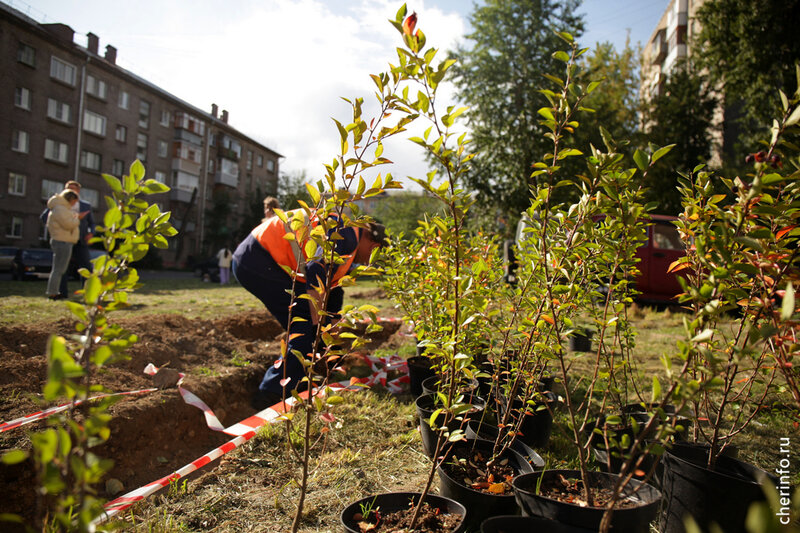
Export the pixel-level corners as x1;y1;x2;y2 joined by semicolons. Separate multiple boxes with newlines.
218;147;239;161
215;171;238;188
172;158;202;175
651;29;667;64
170;187;195;203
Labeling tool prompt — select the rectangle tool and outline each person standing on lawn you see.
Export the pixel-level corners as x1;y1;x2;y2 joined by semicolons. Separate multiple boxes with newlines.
45;189;86;300
216;246;233;285
40;180;95;298
233;209;387;409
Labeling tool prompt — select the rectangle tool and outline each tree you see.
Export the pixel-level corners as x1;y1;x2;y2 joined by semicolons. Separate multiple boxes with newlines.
369;191;445;238
238;185;266;242
639;60;717;214
204;189;233;252
576;39;640;155
278;170;312;211
449;0;585;226
694;0;800;163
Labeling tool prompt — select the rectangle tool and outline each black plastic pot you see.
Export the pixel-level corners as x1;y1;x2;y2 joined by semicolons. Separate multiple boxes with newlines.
568;332;592;352
465;419;545;469
498;392;556;448
481;515;596;533
416;393;486;457
512;469;662;533
340;491;467;533
621;403;692;441
659;442;777;533
438;438;535;531
407;355;436;397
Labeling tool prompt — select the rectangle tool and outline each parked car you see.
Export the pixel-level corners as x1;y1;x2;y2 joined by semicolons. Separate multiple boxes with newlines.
504;214;686;304
11;248;53;280
68;248;108;280
0;246;19;272
191;256;220;283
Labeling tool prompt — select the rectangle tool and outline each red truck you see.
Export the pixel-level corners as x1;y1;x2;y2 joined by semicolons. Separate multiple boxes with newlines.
505;214;686;304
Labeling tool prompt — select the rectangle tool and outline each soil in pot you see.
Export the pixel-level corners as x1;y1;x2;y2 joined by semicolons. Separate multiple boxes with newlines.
408;355;436;397
341;492;466;533
416;393;486;457
438;438;535;530
421;375;479;397
659;442;777;533
512;469;662;533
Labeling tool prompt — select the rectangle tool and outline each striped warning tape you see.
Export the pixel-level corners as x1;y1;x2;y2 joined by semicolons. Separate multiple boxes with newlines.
0;387;158;433
98;380;353;522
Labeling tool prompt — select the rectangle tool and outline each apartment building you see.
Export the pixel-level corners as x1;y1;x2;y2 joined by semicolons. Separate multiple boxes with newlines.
0;2;281;266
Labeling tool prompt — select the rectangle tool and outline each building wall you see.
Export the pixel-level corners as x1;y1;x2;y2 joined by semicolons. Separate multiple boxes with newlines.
0;2;280;266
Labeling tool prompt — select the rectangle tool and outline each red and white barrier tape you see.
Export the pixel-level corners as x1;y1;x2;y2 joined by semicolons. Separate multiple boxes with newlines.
98;380;353;522
0;387;157;433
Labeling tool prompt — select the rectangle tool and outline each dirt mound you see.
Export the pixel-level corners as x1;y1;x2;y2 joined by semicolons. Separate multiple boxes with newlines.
0;310;404;526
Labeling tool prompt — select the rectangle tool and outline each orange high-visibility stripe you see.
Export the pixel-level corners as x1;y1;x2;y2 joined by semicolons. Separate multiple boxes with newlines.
251;209;358;286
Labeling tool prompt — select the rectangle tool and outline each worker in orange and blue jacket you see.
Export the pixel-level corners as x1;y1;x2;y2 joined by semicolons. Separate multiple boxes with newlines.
233;209;387;410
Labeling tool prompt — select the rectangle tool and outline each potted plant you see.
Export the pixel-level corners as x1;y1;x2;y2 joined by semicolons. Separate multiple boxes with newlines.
501;34;682;533
656;85;800;533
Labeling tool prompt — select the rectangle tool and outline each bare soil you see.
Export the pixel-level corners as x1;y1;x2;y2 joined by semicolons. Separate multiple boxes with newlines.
0;309;402;526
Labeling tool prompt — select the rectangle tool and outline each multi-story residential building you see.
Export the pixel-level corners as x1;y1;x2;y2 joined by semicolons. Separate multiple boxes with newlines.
1;2;281;266
641;0;736;165
641;0;707;100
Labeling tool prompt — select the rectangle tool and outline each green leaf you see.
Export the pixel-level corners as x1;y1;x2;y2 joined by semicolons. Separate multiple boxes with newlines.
633;149;649;171
552;50;570;63
651;376;661;404
781;282;795;321
786;104;800;127
733;236;764;252
651;144;675;164
1;450;28;465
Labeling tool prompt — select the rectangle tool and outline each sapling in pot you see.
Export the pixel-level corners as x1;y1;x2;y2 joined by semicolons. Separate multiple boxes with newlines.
502;34;687;533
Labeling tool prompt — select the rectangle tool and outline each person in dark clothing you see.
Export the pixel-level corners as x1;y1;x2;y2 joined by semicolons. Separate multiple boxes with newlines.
40;180;95;298
233;209;387;410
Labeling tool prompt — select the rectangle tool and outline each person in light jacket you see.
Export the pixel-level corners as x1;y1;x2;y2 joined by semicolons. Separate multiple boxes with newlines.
216;246;233;285
45;189;86;300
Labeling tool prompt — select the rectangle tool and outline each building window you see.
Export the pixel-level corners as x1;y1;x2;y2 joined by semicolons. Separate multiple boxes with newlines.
80;187;99;208
158;140;168;158
267;159;275;172
80;150;102;171
50;56;77;86
115;124;127;142
246;150;253;170
155;171;166;184
41;179;62;199
14;87;31;110
44;139;69;163
11;130;29;153
85;74;107;99
8;173;26;196
138;100;150;128
17;42;35;67
208;158;215;174
83;110;107;137
7;216;23;239
257;154;264;167
136;133;148;161
160;110;170;127
112;159;124;176
47;98;72;123
118;90;130;109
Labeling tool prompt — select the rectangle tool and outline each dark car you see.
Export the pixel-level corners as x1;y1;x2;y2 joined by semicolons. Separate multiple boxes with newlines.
12;248;53;280
0;246;19;272
68;248;108;280
192;257;220;283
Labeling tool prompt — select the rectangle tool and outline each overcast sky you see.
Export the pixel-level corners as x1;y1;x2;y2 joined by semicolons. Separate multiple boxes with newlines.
11;0;668;189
